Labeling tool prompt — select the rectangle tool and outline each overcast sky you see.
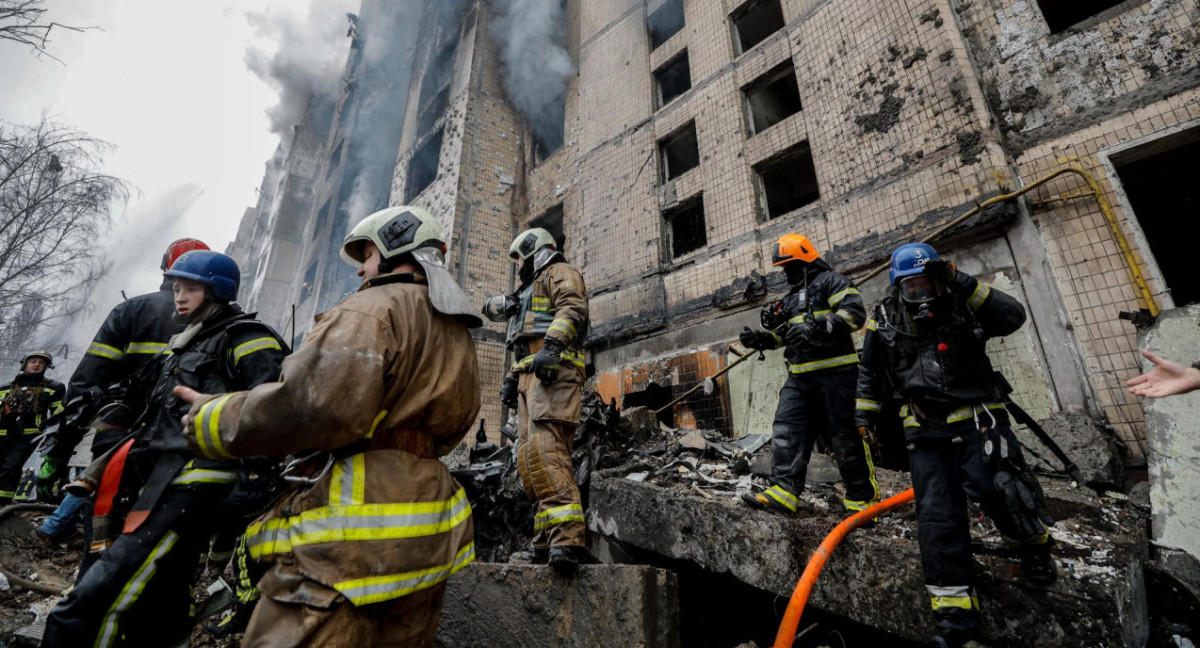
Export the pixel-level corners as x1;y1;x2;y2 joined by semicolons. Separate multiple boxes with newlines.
1;0;354;371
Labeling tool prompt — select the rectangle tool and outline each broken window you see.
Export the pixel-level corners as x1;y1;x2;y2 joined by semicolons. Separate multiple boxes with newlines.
730;0;786;55
529;204;566;253
664;194;706;258
326;140;344;180
623;382;675;427
1112;130;1200;306
405;129;444;203
1037;0;1136;34
658;121;700;182
654;51;692;109
416;38;458;135
743;61;802;135
754;141;820;219
647;0;685;50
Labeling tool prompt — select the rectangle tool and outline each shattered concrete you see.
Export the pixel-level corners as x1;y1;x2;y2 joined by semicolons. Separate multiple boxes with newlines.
588;471;1149;647
436;563;680;648
1015;411;1127;489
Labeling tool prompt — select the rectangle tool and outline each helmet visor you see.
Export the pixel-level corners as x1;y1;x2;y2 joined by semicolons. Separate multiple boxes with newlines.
898;275;941;304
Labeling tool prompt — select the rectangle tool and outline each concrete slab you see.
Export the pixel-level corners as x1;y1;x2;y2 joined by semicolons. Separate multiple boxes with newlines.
436;563;679;648
588;473;1148;647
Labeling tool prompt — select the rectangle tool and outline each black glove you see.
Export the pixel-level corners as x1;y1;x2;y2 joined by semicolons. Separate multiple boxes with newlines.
739;327;775;351
924;258;957;284
532;339;564;384
785;320;818;347
760;300;787;331
499;376;519;410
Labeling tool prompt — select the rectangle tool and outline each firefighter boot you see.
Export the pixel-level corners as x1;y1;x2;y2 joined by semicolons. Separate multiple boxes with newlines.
548;545;594;573
1019;539;1057;586
741;485;803;515
509;547;549;565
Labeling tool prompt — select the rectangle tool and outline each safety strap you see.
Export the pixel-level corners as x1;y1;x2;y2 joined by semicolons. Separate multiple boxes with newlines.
94;438;136;517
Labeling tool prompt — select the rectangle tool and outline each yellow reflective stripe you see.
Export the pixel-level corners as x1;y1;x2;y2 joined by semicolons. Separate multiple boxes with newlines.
945;402;1005;424
787;309;833;326
788;353;858;374
87;342;125;361
511;355;534;372
531;297;551;310
856;399;881;412
769;331;784;345
835;309;857;327
533;503;585;531
366;409;388;439
967;282;991;310
334;542;475;606
863;439;879;501
865;318;878;331
232;337;282;365
95;531;180;648
827;287;860;307
765;485;799;512
902;413;920;429
547;318;576;339
930;595;979;611
330;454;367;507
562;349;585;368
125;341;167;355
169;469;238;485
247;488;473;559
195;395;235;460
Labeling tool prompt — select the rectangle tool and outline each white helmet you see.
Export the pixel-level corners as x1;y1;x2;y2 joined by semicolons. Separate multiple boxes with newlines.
509;228;557;262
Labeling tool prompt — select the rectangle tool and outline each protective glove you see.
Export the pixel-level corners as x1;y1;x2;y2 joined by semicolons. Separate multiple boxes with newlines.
785;320;818;347
858;425;880;457
36;456;63;502
739;327;775;351
532;338;564;384
499;375;519;410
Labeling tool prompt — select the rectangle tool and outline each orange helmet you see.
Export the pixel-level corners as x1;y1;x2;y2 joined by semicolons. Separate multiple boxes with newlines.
772;234;819;266
161;238;210;270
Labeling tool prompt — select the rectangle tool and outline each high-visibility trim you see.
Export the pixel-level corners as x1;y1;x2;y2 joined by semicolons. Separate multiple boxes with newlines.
547;318;576;339
862;439;879;502
533;503;585;531
365;409;388;439
562;349;585;368
835;309;859;327
945;402;1006;424
170;468;238;486
235;535;259;603
246;487;473;559
125;341;168;355
764;485;799;512
334;542;475;606
787;309;833;326
855;399;881;412
788;353;858;374
828;287;860;307
531;297;551;311
95;531;180;648
928;585;979;612
194;394;236;460
330;454;367;507
844;499;874;513
0;489;15;499
865;318;878;331
967;282;991;310
511;355;534;372
87;342;125;361
769;331;784;346
513;348;585;372
232;337;283;365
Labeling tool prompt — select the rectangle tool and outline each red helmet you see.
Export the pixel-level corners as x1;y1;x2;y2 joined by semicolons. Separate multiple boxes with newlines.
161;238;210;270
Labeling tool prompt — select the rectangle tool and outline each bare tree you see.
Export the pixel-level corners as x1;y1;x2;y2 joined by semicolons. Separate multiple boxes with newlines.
0;0;97;61
0;116;129;366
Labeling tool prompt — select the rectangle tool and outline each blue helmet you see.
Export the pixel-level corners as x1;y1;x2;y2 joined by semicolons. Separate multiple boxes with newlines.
888;243;939;285
164;250;240;302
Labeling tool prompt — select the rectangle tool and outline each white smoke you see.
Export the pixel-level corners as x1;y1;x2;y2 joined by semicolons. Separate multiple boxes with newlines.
244;0;361;134
494;0;571;149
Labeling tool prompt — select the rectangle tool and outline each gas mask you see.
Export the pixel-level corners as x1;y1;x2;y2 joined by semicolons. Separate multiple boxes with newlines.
897;274;947;325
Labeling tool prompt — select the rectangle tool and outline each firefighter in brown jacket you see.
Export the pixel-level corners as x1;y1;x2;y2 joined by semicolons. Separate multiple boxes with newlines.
484;228;590;571
176;206;481;648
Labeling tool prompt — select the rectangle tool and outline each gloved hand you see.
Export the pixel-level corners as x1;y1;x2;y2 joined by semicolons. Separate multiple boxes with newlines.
739;327;775;351
532;339;564;384
760;300;787;331
924;258;957;284
785;320;818;347
857;425;880;456
499;375;519;410
36;456;63;502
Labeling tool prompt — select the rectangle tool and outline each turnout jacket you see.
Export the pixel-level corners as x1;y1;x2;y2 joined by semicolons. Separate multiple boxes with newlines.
183;273;480;608
509;260;588;377
760;265;866;374
854;271;1026;437
1;373;65;436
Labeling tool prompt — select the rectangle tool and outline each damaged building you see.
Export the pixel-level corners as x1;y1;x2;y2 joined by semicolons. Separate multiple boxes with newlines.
221;0;1200;645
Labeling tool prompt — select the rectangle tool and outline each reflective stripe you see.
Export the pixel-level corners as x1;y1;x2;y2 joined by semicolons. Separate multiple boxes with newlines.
335;542;475;606
862;438;879;502
835;309;858;327
945;402;1005;424
844;499;871;513
865;318;878;332
329;454;366;506
788;309;832;325
235;534;258;603
170;469;238;485
246;487;473;559
547;318;576;339
928;584;979;611
95;531;180;648
827;287;860;307
533;503;584;531
232;337;282;365
764;485;799;512
512;348;585;372
87;342;125;361
366;409;388;439
967;282;991;310
855;399;881;412
194;394;236;460
125;341;167;355
0;490;15;498
531;297;551;310
788;353;858;374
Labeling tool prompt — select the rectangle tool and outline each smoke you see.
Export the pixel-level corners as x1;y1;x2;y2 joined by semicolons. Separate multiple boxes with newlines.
494;0;571;151
244;0;360;134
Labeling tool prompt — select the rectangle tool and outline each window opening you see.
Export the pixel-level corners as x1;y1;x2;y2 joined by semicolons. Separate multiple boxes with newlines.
754;141;819;219
743;61;801;135
529;204;566;253
730;0;785;55
1112;131;1200;306
623;382;675;427
406;129;444;203
664;194;706;258
659;121;700;182
654;51;692;109
326;140;344;180
648;0;686;50
1037;0;1136;34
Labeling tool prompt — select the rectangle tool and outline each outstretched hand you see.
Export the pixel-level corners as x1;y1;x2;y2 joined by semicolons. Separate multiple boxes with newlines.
174;385;211;430
1127;350;1200;398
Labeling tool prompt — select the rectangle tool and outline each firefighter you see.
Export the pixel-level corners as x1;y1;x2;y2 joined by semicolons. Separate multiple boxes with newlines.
483;227;590;571
35;238;209;544
738;233;878;515
855;242;1056;648
0;350;65;504
174;205;480;648
43;250;287;648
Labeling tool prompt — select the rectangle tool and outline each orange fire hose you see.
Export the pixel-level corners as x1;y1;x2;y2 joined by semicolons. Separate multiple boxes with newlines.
772;488;917;648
